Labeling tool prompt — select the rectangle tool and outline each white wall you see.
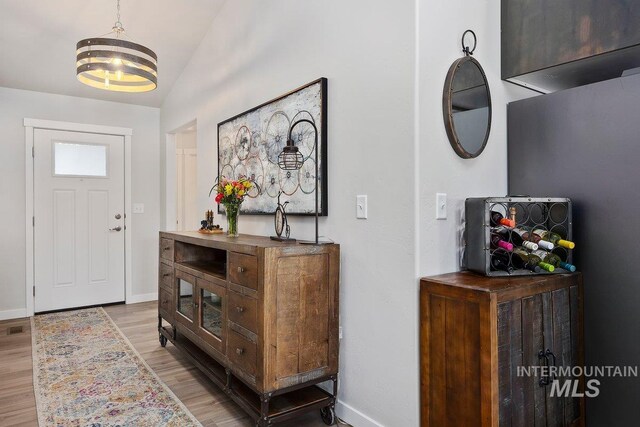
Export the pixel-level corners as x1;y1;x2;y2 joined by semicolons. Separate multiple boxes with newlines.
0;86;161;315
417;0;536;276
160;0;417;425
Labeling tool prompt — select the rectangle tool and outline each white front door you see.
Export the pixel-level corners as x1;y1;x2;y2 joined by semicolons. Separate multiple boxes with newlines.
33;129;125;312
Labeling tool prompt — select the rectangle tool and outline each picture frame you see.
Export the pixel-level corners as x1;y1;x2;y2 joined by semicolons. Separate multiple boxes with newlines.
217;78;328;215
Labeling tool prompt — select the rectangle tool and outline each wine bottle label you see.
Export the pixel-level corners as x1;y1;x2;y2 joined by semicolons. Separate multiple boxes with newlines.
521;241;538;251
532;229;548;237
532;249;549;260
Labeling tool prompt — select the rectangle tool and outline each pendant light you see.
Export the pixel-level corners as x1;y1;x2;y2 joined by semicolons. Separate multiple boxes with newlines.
76;0;157;92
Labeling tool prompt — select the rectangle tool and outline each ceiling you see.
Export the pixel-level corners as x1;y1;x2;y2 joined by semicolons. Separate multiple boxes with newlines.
0;0;225;107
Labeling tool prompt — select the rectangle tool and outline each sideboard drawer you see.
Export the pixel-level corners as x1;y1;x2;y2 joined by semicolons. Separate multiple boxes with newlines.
158;287;173;321
159;261;173;291
228;252;258;290
228;329;257;377
160;238;174;261
228;291;258;333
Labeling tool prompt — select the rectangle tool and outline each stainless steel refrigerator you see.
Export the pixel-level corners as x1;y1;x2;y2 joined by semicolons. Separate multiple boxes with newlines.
508;73;640;425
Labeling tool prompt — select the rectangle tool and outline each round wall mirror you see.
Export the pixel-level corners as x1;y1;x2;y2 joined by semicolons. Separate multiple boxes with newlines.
442;32;492;159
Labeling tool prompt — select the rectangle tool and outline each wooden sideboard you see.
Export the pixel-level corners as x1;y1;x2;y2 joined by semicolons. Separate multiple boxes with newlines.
157;231;340;426
420;272;584;427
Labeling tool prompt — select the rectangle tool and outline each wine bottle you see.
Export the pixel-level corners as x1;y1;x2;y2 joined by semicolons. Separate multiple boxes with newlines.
512;227;554;250
532;249;576;272
491;233;514;251
491;249;514;273
493;226;539;251
517;249;555;273
531;229;576;249
511;248;541;272
509;206;517;224
490;211;515;228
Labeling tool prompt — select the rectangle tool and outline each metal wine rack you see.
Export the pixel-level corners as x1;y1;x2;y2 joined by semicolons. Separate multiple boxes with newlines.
464;197;573;276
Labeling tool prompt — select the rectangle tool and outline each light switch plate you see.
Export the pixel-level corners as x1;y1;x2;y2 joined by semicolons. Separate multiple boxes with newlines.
436;193;447;220
133;203;144;214
356;195;368;219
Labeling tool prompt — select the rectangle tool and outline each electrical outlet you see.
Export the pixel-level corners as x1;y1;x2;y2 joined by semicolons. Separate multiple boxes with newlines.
133;203;145;214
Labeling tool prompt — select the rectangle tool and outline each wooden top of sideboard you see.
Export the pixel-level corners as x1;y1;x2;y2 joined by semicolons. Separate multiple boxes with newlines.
160;231;339;256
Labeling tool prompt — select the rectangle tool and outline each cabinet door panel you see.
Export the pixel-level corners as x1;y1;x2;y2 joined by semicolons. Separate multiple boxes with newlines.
548;286;581;426
522;294;546;425
197;278;226;354
569;285;581;422
498;299;528;427
175;270;196;327
499;287;582;427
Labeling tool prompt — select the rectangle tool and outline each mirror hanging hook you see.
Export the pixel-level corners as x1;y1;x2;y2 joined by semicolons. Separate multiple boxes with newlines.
461;29;477;56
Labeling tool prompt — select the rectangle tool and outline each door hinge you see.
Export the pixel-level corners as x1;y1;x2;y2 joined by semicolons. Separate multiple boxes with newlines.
33;286;35;297
32;146;34;158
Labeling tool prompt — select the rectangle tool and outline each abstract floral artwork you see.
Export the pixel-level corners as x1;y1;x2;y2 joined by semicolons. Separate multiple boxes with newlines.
217;78;327;215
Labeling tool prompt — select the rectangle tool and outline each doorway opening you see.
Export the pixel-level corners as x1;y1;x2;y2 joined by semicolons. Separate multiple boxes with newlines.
174;122;198;231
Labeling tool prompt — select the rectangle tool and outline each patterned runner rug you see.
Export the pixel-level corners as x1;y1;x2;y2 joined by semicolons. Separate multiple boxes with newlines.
31;307;201;426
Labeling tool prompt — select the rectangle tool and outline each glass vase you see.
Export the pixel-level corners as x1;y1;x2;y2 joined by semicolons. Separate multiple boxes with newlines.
225;204;240;237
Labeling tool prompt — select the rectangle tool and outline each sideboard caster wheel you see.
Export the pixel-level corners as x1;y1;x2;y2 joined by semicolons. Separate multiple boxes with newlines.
159;334;167;347
320;406;335;425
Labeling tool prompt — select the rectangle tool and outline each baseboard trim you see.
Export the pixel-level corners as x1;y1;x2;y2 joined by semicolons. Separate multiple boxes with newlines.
127;292;158;304
0;308;29;321
336;399;383;427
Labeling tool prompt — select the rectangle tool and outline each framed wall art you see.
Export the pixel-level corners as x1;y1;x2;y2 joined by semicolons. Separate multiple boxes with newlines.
217;78;327;215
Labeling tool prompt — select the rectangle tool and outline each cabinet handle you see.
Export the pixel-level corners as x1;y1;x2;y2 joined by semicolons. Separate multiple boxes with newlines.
162;273;171;277
237;266;245;273
194;303;199;308
538;349;557;387
162;300;168;304
163;246;170;251
236;348;245;355
236;306;245;313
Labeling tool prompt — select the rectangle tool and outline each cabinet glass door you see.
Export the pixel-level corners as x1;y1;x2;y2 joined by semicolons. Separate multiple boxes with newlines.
178;279;194;320
175;270;197;326
196;277;226;353
201;288;223;339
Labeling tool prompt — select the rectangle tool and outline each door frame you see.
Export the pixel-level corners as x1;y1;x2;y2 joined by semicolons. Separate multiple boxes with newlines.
24;118;133;316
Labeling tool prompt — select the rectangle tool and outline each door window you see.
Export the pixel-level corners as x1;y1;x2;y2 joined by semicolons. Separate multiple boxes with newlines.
201;288;222;339
177;278;194;320
54;141;108;177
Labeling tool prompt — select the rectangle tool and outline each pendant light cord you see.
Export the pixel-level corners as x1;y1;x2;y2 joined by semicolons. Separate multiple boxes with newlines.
112;0;124;37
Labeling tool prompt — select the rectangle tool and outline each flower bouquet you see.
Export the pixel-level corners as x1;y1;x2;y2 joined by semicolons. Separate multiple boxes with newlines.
209;176;253;237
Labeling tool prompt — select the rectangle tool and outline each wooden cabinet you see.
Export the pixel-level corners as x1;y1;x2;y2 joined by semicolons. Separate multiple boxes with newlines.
420;272;584;427
157;231;340;426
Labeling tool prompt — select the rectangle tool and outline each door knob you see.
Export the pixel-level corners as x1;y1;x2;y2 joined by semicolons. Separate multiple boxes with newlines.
109;226;122;232
115;213;122;219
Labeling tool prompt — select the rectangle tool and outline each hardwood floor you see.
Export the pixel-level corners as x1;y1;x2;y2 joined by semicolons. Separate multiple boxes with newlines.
0;302;337;427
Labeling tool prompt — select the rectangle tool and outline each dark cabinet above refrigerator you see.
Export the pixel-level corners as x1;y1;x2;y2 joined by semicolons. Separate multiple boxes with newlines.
502;0;640;93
